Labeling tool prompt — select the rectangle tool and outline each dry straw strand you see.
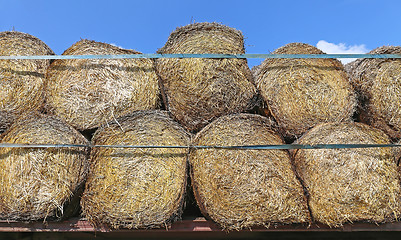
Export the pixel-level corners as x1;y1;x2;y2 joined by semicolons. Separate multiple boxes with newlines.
254;43;356;139
0;112;89;221
346;46;401;140
81;110;191;229
155;22;259;133
0;31;54;132
45;39;160;131
293;122;401;227
189;113;311;231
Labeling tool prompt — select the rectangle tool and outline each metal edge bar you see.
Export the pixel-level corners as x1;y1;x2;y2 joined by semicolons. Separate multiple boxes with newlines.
1;218;401;232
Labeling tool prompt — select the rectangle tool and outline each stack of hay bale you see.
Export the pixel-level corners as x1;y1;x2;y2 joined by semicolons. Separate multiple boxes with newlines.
0;32;168;227
1;26;401;231
251;42;401;228
0;32;90;221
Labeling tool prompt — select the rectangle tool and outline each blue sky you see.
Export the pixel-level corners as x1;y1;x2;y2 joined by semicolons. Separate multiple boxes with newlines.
1;0;400;67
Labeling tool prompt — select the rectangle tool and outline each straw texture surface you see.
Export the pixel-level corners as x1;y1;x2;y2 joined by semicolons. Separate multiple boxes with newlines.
0;31;54;131
45;39;160;130
0;112;89;221
190;113;311;231
293;122;401;227
81;110;190;229
346;46;401;140
156;22;258;133
254;43;356;139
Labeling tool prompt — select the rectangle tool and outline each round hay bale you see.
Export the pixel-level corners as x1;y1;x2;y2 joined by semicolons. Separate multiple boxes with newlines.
155;22;258;133
189;113;311;231
346;46;401;140
45;39;160;131
81;110;190;229
293;122;401;227
0;31;54;130
254;43;356;139
0;112;89;221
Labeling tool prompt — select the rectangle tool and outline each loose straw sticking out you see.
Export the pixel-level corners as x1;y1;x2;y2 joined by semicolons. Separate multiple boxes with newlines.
81;110;191;229
156;22;259;133
346;46;401;140
0;31;54;131
45;39;160;131
0;112;89;221
293;122;401;227
190;113;311;231
254;43;356;140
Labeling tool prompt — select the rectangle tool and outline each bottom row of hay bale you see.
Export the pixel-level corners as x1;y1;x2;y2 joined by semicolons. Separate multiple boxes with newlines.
0;110;400;231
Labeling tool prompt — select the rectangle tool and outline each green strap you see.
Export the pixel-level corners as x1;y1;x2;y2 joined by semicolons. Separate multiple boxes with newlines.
0;53;400;60
0;143;399;150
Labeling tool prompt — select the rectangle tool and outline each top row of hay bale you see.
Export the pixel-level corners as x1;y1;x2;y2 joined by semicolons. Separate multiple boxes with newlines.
1;24;401;140
0;32;160;131
1;23;258;133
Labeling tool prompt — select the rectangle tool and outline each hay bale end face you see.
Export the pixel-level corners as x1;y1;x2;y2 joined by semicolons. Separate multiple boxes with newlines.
45;39;160;131
0;31;54;131
189;113;311;231
346;46;401;140
156;22;258;133
293;122;401;227
81;110;190;229
0;112;89;221
254;43;356;139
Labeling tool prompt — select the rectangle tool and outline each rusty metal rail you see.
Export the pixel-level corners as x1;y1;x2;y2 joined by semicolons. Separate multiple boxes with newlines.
1;217;401;232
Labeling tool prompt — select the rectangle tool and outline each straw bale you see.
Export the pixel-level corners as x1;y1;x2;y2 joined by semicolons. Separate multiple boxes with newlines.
0;112;89;221
293;122;401;227
189;113;311;231
81;110;191;229
155;22;258;133
0;31;54;130
45;39;160;131
346;46;401;140
254;43;356;139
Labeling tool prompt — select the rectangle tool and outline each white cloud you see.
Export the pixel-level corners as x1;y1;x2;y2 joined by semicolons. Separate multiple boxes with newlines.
110;43;124;49
316;40;369;64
